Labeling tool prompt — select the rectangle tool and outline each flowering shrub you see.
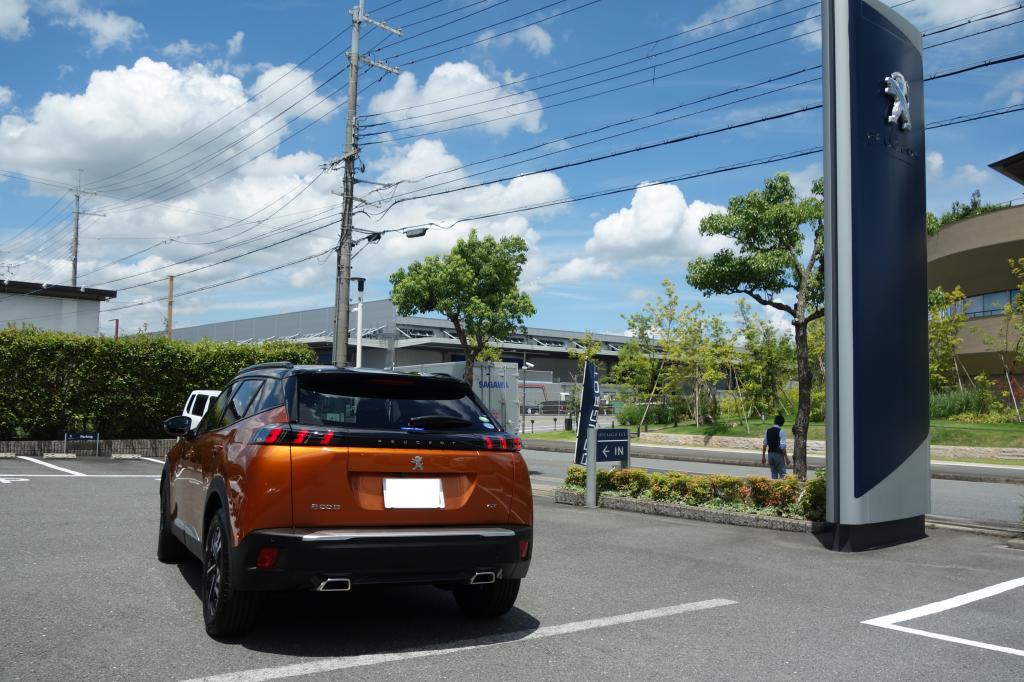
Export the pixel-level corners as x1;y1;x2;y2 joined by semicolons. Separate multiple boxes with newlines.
563;465;826;520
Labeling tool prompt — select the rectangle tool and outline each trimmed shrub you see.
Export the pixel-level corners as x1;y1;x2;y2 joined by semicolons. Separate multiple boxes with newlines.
565;465;585;488
706;474;745;503
683;476;714;506
798;468;827;521
610;468;650;496
0;327;315;439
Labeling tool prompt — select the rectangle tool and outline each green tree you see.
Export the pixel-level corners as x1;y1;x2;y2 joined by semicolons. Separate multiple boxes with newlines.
927;285;969;392
983;259;1024;421
734;299;795;421
389;229;536;384
686;173;823;478
926;190;1003;236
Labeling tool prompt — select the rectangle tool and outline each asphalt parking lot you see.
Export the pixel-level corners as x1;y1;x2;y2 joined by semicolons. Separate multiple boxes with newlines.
1;456;1023;681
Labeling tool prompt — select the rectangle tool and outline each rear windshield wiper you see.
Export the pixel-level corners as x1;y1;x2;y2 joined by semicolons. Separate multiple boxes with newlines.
406;415;474;429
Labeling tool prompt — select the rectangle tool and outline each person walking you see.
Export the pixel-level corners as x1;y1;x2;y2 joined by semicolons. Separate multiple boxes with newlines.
761;414;790;479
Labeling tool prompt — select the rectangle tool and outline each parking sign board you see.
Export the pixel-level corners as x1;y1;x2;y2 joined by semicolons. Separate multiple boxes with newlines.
596;428;629;463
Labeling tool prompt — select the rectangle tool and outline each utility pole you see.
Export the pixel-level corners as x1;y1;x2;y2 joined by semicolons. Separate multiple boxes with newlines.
166;275;174;339
70;170;104;287
111;318;120;340
331;0;402;367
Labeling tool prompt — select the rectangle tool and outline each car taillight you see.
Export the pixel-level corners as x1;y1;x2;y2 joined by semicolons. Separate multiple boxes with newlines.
251;425;339;446
519;540;530;560
480;435;521;452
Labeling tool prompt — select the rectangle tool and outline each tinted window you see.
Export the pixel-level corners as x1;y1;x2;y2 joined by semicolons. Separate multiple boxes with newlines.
198;386;237;434
191;394;209;416
247;379;285;417
224;380;264;425
294;373;499;433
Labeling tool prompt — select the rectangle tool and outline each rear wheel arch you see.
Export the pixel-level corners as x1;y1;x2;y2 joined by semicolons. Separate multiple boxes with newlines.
203;477;231;541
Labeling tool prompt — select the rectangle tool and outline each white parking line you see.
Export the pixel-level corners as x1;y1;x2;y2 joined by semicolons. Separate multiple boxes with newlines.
180;598;736;682
863;576;1024;657
17;456;85;476
140;457;165;465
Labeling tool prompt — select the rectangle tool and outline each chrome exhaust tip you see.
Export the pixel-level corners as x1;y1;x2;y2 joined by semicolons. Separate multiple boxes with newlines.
470;571;496;585
317;577;352;592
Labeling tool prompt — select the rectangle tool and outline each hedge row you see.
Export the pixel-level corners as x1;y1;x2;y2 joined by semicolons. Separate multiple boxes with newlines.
0;327;315;440
564;466;827;521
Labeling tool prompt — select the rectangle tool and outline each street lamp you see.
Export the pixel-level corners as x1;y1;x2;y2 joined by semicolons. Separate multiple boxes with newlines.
351;277;366;368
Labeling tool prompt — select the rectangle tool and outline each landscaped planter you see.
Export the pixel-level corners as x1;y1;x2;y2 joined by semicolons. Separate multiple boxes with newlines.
554;488;829;534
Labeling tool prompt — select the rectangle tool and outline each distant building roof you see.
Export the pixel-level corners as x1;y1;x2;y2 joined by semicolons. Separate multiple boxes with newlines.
0;279;116;302
989;150;1024;186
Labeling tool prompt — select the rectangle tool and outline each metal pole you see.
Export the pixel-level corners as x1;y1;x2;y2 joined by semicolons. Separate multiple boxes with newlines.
166;275;174;339
585;425;597;508
113;318;119;340
71;189;80;286
353;277;365;367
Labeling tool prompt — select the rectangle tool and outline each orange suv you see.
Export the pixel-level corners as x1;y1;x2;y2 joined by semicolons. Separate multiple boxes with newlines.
159;362;533;636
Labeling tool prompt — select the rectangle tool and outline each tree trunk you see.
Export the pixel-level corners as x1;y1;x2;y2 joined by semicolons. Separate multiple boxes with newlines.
462;353;475;386
792;321;812;480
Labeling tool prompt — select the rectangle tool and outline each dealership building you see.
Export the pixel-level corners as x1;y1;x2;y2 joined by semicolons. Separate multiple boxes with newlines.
172;298;629;384
927;151;1023;380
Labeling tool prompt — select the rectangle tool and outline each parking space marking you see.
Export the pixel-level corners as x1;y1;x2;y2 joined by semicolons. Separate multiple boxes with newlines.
140;457;166;465
17;456;86;476
180;598;737;682
863;576;1024;657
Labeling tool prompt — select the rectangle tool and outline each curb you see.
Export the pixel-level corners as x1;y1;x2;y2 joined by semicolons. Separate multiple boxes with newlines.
1007;538;1024;550
553;488;828;534
526;440;1024;486
0;452;14;459
111;453;141;460
42;452;76;459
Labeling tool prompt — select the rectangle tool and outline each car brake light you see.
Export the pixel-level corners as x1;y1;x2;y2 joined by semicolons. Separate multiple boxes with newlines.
480;435;521;452
519;540;530;560
251;425;339;447
256;547;279;569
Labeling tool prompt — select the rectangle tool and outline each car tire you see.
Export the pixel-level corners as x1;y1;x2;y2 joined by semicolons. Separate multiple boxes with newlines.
453;578;521;618
202;508;259;637
157;475;189;564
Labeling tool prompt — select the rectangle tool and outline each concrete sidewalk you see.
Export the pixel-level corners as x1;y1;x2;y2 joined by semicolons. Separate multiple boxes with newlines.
523;438;1024;485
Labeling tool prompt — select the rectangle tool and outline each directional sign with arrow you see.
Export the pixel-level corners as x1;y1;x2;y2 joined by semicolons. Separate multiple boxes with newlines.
596;428;630;464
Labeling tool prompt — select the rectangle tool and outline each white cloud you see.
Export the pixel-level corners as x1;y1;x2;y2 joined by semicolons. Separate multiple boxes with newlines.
368;61;544;136
250;63;341;121
926;151;945;178
478;25;554;55
681;0;767;34
43;0;145;51
894;0;1009;29
0;0;29;40
788;162;821;198
763;303;793;336
538;183;729;287
627;287;652;301
159;39;208;59
954;163;991;186
227;31;244;57
792;9;820;50
0;85;12;109
996;70;1024;106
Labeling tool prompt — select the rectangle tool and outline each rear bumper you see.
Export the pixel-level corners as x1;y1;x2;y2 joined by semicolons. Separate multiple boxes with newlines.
231;525;533;591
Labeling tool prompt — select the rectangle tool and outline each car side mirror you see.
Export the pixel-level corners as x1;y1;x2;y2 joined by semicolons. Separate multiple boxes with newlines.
164;415;193;438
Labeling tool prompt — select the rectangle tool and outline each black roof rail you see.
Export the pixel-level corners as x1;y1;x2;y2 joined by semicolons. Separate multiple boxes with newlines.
239;361;295;373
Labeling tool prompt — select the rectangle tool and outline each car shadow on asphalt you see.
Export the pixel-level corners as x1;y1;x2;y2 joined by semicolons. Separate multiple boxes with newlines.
176;560;541;656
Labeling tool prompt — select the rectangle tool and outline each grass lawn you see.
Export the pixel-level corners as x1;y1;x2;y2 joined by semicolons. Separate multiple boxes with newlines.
522;418;1024;449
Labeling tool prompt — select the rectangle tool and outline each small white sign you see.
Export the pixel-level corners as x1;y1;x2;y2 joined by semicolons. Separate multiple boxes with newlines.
383;478;444;509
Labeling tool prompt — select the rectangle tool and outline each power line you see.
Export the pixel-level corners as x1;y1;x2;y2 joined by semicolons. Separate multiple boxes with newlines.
363;2;818;137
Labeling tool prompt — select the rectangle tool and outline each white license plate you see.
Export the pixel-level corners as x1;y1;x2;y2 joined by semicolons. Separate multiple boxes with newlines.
383;478;445;509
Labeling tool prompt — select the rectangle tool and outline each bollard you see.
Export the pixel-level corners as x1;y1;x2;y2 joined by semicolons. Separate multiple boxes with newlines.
530;419;534;433
585;425;597;508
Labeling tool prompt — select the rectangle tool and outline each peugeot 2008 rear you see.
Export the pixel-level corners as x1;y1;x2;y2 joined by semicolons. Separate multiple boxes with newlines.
159;363;533;636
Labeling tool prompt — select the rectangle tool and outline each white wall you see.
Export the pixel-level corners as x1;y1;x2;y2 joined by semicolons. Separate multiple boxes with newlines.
0;296;101;335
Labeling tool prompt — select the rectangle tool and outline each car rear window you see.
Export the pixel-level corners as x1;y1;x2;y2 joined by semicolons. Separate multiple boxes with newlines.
294;373;501;433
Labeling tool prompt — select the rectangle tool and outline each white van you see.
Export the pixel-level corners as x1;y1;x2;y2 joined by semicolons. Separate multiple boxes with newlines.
182;390;221;430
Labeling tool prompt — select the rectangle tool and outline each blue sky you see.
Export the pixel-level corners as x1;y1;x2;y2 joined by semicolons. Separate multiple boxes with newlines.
1;0;1023;337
